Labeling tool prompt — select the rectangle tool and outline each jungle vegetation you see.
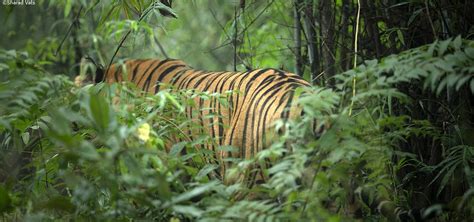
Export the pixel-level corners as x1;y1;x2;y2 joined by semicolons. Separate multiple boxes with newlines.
0;0;473;221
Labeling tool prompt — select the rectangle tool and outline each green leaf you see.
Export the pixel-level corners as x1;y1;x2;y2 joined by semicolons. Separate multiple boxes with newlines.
78;142;99;160
153;2;178;18
172;205;204;217
171;181;218;204
465;47;474;59
156;172;172;201
438;38;452;56
165;93;184;112
407;8;423;26
435;59;454;72
0;63;8;72
455;75;471;91
396;29;405;46
446;74;461;89
437;162;461;197
170;142;186;156
427;40;438;56
64;0;73;17
436;76;448;96
216;145;238;152
21;132;30;144
428;68;443;92
88;92;110;132
452;35;462;51
196;164;219;180
423;204;443;219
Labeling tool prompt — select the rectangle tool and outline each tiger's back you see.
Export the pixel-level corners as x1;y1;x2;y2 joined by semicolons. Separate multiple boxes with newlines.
103;58;310;179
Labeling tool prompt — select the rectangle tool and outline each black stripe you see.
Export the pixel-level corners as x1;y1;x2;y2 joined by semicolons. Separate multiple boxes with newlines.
152;64;185;93
235;69;268;116
226;69;271;153
196;72;222;151
233;71;252;110
176;70;201;89
131;60;146;82
136;60;162;86
178;70;208;89
169;68;191;85
191;72;215;89
230;72;271;155
213;73;232;146
249;77;279;152
258;93;279;152
227;72;247;122
244;69;270;95
281;91;294;120
208;73;228;147
243;75;278;153
243;80;286;157
113;64;122;82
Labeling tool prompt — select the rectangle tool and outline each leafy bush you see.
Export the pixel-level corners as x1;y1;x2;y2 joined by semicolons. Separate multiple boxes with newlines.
0;3;473;220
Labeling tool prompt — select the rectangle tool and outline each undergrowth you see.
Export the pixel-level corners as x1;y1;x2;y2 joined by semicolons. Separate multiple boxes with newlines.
0;38;473;221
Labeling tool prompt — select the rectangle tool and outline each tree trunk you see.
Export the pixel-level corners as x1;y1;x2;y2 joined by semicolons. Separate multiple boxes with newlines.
303;1;320;84
293;0;303;76
320;0;335;87
339;0;351;72
361;0;382;58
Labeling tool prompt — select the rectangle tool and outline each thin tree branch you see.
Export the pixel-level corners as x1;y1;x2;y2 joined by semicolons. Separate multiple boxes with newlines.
55;5;83;56
233;5;239;71
153;34;169;59
349;0;361;116
294;0;303;76
106;4;155;74
424;0;438;39
209;7;250;69
238;0;275;36
214;0;276;51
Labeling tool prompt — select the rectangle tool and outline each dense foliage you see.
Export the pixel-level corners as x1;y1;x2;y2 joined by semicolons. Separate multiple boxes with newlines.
1;0;473;221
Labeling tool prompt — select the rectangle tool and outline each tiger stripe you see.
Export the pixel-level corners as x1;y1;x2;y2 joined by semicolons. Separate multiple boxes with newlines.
101;58;310;182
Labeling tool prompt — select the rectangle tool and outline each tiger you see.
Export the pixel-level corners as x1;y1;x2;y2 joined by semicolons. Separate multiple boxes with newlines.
81;58;311;184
